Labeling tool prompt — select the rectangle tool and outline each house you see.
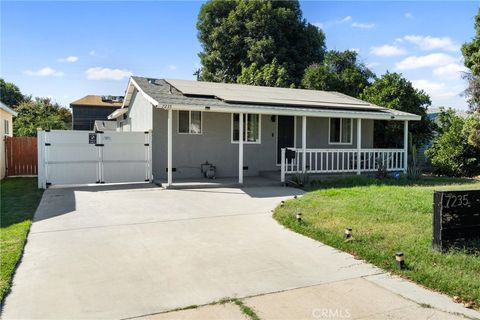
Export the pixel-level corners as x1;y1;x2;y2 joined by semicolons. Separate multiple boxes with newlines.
108;77;420;187
0;101;18;179
71;95;123;130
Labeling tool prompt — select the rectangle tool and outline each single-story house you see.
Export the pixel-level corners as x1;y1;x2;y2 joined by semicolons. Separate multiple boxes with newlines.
0;101;18;179
71;95;123;130
108;77;420;186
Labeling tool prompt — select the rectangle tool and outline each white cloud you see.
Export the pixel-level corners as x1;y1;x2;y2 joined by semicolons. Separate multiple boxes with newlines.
403;35;459;52
433;63;468;79
366;62;380;69
370;45;407;57
412;79;445;92
405;12;413;19
352;22;375;29
85;67;132;80
412;79;461;99
58;56;79;63
89;50;96;56
338;16;352;23
395;53;457;70
167;64;177;70
313;22;324;29
24;67;63;77
350;48;360;53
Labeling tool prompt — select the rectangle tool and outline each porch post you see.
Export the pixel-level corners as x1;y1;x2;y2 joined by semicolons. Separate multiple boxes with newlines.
357;118;362;175
403;120;409;173
239;113;244;184
281;148;285;183
167;109;173;186
302;116;307;173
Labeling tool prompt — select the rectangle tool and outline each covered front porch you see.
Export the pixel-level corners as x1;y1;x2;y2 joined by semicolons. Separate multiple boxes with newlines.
159;107;410;188
280;117;408;183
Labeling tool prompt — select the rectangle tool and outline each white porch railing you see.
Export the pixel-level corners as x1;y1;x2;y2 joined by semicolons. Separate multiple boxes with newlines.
281;148;405;182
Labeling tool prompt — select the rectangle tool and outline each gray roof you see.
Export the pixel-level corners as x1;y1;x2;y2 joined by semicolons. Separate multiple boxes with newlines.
127;76;419;120
94;120;117;131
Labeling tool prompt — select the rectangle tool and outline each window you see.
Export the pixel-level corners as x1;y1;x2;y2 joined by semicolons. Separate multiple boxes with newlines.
4;120;9;136
178;111;202;134
329;118;352;144
231;113;261;143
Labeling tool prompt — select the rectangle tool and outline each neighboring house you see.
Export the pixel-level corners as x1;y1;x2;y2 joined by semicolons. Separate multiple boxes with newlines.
71;95;123;130
0;101;18;179
108;77;420;186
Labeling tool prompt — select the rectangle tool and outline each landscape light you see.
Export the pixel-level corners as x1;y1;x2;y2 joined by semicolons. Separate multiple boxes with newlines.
296;212;302;223
344;227;352;239
395;252;405;270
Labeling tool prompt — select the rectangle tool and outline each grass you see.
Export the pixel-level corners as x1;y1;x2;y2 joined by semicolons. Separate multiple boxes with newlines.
0;177;43;302
232;299;261;320
161;297;261;320
274;176;480;309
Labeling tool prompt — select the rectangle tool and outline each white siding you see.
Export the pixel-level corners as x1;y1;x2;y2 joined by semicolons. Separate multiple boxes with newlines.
127;90;153;131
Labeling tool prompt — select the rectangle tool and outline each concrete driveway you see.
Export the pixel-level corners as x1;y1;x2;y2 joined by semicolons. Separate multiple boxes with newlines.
2;184;477;319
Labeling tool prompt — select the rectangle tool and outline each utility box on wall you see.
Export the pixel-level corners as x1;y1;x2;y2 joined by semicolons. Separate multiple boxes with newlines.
433;189;480;251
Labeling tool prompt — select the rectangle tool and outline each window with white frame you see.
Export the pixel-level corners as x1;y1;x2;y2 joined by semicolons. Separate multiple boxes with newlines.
231;113;260;143
329;118;352;144
178;111;202;134
4;120;9;136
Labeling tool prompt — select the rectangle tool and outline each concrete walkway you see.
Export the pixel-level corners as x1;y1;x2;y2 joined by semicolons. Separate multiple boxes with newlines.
2;184;478;319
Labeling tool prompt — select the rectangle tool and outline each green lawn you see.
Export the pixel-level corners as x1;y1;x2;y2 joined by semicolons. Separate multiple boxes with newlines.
0;178;43;302
274;176;480;308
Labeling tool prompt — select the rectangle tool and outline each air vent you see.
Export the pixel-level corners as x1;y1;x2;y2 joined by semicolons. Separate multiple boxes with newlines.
147;78;157;85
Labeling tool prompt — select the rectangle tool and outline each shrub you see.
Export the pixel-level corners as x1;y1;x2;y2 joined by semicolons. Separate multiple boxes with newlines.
426;109;480;177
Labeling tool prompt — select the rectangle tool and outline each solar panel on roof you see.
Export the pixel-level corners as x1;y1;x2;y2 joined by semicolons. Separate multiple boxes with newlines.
165;79;383;110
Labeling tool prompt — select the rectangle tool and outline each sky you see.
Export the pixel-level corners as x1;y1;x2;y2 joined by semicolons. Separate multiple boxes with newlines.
1;1;478;109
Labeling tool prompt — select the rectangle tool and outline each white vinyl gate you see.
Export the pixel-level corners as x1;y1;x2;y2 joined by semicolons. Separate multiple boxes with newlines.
37;130;152;188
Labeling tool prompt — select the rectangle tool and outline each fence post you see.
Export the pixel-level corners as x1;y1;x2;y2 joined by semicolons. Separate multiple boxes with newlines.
281;148;286;183
146;130;153;182
357;119;362;175
403;121;409;173
37;129;46;189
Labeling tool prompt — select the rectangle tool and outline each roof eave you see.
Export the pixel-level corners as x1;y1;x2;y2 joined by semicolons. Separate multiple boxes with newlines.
0;102;17;116
156;103;420;121
123;77;159;108
107;107;129;120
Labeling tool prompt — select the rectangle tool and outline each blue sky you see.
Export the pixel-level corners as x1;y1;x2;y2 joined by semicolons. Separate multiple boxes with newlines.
1;1;478;109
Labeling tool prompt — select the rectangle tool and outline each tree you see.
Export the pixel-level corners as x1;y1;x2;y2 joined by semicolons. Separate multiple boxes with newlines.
463;112;480;148
301;50;375;97
360;72;433;148
463;73;480;112
426;109;480;177
0;78;24;108
462;8;480;112
462;8;480;76
14;98;72;137
237;58;290;87
197;0;326;86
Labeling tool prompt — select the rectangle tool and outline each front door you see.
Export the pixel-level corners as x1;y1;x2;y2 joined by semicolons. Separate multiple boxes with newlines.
277;116;295;164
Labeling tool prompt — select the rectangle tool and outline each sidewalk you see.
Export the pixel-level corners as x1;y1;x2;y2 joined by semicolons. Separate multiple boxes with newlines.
139;276;478;320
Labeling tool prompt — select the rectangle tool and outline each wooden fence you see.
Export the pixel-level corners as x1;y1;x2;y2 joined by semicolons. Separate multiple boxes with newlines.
6;137;38;176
